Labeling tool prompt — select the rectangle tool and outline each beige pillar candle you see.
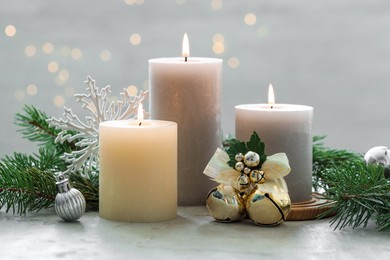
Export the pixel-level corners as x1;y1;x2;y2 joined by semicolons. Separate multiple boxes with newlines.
99;116;177;222
149;34;222;206
235;85;313;203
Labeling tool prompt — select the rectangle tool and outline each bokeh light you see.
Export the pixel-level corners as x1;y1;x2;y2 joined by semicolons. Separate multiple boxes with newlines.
227;57;240;69
48;61;59;73
42;42;54;54
58;69;70;82
127;85;138;96
244;13;257;26
213;42;224;54
129;33;142;46
211;0;223;10
212;33;224;43
100;50;112;61
71;48;82;60
25;45;37;57
26;84;38;95
53;95;65;107
124;0;144;5
5;25;16;37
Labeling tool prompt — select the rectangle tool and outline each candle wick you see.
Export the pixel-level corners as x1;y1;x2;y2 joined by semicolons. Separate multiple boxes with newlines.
185;56;188;62
271;105;273;109
139;122;142;126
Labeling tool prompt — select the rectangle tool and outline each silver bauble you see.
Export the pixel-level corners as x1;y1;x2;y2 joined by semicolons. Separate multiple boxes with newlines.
55;174;86;222
364;146;390;166
364;146;390;178
243;151;260;167
206;185;245;222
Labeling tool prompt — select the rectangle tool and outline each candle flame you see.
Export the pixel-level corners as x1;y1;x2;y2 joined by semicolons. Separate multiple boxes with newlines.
268;84;275;108
137;103;144;125
182;33;189;61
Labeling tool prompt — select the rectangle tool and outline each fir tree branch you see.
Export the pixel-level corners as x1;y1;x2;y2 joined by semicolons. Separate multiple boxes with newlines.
0;149;58;214
0;147;100;214
312;135;363;192
319;161;390;231
14;105;77;154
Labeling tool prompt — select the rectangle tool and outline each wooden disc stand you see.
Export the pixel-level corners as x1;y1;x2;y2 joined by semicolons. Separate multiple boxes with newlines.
286;193;335;221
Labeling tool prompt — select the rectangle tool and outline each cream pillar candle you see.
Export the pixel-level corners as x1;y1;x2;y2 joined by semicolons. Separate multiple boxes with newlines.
99;115;177;222
149;34;222;206
235;85;313;203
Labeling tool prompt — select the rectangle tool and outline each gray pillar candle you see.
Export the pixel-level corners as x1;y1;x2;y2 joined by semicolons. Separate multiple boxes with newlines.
235;86;313;203
149;57;222;206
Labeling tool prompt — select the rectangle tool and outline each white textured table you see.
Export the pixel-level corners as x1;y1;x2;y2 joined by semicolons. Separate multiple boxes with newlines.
1;207;389;259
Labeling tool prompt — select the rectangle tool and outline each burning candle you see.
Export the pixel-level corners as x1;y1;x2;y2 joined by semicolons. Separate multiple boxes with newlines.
149;34;222;206
235;84;313;203
99;105;177;222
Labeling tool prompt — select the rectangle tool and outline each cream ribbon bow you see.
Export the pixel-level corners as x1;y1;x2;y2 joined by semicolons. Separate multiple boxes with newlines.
203;148;291;191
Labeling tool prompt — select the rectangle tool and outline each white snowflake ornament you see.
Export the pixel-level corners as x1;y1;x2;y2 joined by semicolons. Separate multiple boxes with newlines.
47;76;149;175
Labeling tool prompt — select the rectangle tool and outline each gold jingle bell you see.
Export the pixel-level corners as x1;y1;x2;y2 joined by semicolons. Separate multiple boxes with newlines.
245;186;291;226
206;184;246;222
238;174;250;191
250;170;266;184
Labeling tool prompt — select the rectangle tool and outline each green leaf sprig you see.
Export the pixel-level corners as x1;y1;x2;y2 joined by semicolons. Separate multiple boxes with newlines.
226;132;267;168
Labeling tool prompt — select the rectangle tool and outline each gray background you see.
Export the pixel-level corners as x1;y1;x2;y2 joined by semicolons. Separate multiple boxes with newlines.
1;0;389;157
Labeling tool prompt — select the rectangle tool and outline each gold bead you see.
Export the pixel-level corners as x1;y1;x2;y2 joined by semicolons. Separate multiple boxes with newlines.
243;151;260;167
206;185;245;222
235;161;244;171
235;153;244;162
245;186;291;226
243;167;251;175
